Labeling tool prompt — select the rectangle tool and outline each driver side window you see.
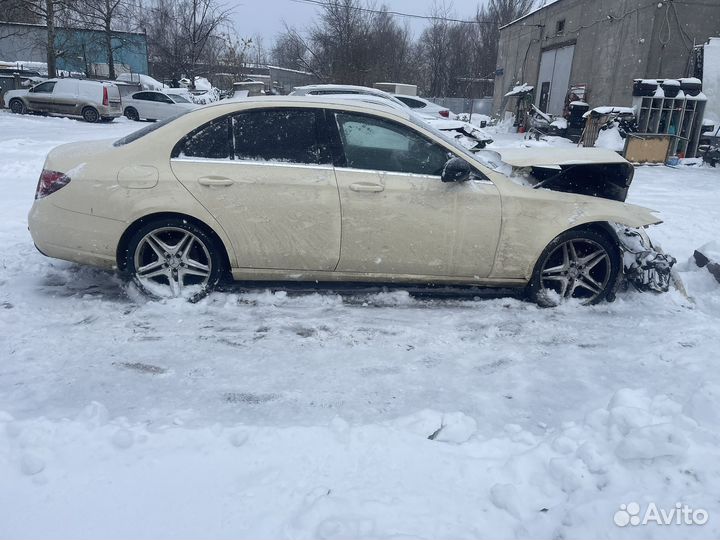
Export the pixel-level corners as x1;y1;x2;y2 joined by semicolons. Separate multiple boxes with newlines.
32;82;56;94
334;112;450;176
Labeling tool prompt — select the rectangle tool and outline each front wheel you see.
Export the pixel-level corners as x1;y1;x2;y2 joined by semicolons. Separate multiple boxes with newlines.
124;218;225;301
10;99;26;114
528;229;620;306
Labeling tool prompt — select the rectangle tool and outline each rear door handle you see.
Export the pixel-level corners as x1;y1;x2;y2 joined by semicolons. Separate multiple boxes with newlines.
349;182;384;192
198;176;234;187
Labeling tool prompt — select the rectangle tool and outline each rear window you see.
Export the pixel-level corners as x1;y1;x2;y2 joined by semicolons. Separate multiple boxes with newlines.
114;111;191;146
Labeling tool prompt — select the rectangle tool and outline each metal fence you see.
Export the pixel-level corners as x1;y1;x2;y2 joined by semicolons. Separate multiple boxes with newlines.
427;97;493;117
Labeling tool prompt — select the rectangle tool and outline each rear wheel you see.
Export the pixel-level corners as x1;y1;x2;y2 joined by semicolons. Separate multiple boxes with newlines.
82;106;99;123
528;229;620;306
9;99;26;114
124;218;224;301
124;107;139;121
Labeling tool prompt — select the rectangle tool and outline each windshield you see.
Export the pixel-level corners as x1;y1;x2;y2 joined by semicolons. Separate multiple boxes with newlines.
169;93;191;104
114;110;191;146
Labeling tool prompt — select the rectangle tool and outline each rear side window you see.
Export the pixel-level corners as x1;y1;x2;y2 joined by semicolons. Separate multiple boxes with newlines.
132;92;153;101
233;109;327;164
396;96;425;109
174;117;231;159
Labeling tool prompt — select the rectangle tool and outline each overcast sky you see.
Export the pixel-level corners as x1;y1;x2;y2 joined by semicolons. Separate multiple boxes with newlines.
230;0;489;46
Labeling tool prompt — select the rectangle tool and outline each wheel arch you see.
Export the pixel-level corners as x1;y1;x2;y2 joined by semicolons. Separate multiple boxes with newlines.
82;105;99;121
116;212;233;275
521;220;622;282
9;97;27;110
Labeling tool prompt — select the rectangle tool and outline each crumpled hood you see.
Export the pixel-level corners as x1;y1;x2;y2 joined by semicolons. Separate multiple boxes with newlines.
496;147;635;203
497;147;628;167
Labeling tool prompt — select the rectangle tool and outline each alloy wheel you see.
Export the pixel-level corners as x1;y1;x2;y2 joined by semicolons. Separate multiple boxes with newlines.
539;238;612;304
133;227;212;298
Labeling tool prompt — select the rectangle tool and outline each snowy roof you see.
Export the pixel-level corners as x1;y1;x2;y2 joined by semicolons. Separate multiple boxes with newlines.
582;106;635;118
500;0;565;29
505;84;534;97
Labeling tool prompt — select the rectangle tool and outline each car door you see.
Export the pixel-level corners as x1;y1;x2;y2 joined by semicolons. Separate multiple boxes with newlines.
170;107;342;271
51;79;80;115
150;92;176;120
330;111;502;278
129;92;154;119
26;81;57;112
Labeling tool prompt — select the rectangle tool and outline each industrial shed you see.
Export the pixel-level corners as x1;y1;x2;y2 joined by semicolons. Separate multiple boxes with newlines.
493;0;720;116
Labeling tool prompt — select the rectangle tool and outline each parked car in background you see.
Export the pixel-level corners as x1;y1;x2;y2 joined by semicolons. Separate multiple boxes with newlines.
28;97;672;306
299;92;493;150
116;72;167;91
123;91;197;121
4;78;122;122
393;94;453;118
290;84;415;112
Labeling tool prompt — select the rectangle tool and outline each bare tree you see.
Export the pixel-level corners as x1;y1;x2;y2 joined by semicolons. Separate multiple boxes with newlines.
178;0;232;87
271;31;308;72
9;0;72;76
67;0;134;79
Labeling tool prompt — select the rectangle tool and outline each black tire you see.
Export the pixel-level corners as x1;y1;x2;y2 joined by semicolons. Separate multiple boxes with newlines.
82;106;100;123
528;228;621;307
9;99;26;114
124;107;139;121
123;217;225;301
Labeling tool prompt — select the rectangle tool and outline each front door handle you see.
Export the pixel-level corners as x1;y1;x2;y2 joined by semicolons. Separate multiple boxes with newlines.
349;182;384;192
198;176;234;187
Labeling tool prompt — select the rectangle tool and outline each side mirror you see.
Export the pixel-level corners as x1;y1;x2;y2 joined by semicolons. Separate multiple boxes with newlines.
441;157;472;183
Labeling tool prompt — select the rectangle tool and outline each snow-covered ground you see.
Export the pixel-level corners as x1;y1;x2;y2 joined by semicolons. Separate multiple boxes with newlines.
1;111;719;539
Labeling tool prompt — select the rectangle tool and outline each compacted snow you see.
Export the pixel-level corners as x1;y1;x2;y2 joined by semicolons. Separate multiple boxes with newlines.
1;111;719;539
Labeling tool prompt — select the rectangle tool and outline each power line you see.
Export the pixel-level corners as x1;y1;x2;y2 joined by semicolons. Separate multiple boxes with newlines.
289;0;496;26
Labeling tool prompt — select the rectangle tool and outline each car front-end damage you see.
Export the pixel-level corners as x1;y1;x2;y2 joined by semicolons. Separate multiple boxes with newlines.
612;225;677;294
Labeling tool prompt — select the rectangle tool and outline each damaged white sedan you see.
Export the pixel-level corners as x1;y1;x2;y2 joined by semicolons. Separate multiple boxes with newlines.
28;97;674;305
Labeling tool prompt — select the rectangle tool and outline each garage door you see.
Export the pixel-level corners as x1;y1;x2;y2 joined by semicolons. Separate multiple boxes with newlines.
536;45;575;116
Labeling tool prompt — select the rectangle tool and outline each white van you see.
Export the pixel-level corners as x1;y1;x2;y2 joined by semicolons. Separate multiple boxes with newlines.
4;78;123;122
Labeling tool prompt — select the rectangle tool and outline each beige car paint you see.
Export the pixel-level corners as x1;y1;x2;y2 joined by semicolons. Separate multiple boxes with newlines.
29;97;663;288
171;159;342;271
333;167;502;277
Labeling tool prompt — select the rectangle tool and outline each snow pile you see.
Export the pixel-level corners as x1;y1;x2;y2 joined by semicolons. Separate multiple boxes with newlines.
0;59;82;78
596;125;625;152
2;388;718;538
116;72;167;91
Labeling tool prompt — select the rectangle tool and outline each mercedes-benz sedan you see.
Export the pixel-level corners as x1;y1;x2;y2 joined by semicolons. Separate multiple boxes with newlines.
28;97;671;304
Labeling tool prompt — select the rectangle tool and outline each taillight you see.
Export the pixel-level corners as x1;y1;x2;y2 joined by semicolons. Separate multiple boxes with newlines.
36;169;71;199
439;110;450;118
103;86;109;106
